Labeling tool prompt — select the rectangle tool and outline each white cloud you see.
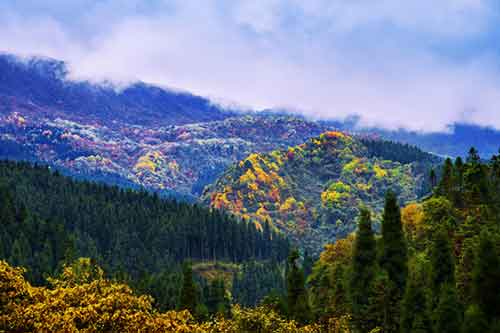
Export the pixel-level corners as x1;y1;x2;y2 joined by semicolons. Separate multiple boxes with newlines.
1;0;500;132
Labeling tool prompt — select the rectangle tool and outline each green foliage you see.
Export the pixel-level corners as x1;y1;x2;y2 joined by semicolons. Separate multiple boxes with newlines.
0;160;289;311
400;257;431;333
205;132;436;253
232;261;285;307
349;207;376;331
434;284;462;333
286;249;312;324
429;226;455;305
380;190;407;291
179;262;198;314
473;231;500;321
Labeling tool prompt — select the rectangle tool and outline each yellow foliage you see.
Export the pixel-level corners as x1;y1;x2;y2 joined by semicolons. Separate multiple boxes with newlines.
401;203;426;243
134;151;163;172
319;234;355;266
1;260;356;333
280;197;297;212
373;164;387;178
239;169;256;185
0;259;202;332
256;206;271;222
321;131;347;140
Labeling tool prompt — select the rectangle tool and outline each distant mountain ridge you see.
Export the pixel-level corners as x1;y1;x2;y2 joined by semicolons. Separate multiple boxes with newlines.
0;53;233;128
0;52;498;198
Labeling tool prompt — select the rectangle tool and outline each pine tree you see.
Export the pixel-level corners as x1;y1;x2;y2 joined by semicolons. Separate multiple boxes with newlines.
379;190;407;333
380;190;407;291
438;158;454;198
456;242;475;305
286;249;312;324
350;207;376;331
434;283;462;333
179;262;197;314
429;226;455;305
472;231;500;321
331;264;348;318
430;168;437;188
400;259;431;333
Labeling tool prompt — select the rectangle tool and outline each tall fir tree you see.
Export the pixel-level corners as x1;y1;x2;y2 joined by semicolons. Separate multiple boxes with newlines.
438;158;454;199
400;258;432;333
472;231;500;322
379;190;407;333
380;190;407;291
286;248;312;324
429;226;455;306
349;207;376;331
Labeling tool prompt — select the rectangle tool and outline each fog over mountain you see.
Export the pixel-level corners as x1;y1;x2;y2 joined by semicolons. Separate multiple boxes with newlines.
2;0;500;131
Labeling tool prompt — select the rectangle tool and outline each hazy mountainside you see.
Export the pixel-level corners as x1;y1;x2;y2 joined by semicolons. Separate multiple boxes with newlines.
0;54;232;127
323;118;500;158
1;53;497;200
203;131;439;252
377;123;500;158
0;54;331;198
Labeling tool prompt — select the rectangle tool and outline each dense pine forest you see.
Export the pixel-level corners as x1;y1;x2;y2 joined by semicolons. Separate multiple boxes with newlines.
0;161;289;310
1;147;500;332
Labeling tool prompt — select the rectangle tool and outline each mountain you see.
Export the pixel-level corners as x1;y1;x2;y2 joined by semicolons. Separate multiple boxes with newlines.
374;123;500;158
323;118;500;158
0;54;232;127
203;131;439;252
0;54;332;198
1;53;497;200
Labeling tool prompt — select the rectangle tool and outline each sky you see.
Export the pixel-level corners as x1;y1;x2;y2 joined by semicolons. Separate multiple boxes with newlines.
2;0;500;132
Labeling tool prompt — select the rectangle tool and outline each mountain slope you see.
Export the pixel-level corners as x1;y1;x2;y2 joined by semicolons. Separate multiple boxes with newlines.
203;131;438;251
0;160;289;281
0;54;232;127
0;54;332;197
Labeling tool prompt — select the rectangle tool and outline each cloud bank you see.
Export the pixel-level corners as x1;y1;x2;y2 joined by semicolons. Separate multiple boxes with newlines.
1;0;500;131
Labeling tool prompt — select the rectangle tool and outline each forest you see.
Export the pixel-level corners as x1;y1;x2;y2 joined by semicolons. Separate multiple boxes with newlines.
0;161;289;310
1;147;500;332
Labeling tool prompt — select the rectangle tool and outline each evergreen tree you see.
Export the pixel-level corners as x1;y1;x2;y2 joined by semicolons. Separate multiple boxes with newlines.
379;190;407;333
472;231;500;321
331;264;349;318
438;158;454;198
456;242;475;305
286;249;312;324
434;283;462;333
179;262;197;314
430;168;437;188
429;226;455;305
349;207;376;331
380;190;407;291
400;258;431;333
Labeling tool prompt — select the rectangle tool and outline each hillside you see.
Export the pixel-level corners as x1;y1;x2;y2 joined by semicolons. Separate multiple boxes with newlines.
0;54;333;197
0;54;232;127
203;131;438;251
0;160;289;309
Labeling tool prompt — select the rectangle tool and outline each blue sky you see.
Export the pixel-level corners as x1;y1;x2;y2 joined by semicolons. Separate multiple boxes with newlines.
2;0;500;131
